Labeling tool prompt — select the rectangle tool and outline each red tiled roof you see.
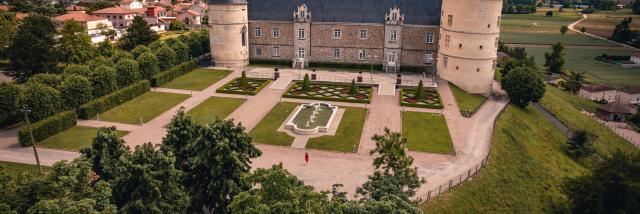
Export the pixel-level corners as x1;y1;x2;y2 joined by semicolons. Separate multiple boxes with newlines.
184;10;200;15
581;84;616;92
54;13;106;22
15;13;29;20
92;6;146;14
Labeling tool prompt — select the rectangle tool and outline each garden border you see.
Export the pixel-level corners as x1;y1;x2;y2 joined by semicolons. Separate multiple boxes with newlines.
215;77;272;95
398;87;444;109
283;81;374;104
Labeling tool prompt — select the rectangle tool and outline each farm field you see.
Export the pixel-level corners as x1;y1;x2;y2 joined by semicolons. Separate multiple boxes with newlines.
575;9;640;39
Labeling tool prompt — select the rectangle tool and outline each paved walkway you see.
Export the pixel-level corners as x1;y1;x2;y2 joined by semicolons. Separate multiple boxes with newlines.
532;103;573;138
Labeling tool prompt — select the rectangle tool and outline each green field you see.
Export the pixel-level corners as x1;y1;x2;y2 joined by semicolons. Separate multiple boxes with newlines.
402;112;454;154
161;69;232;91
524;47;640;88
421;105;583;213
159;30;189;40
449;83;488;115
100;92;190;124
250;102;297;146
306;107;367;153
0;161;51;176
187;97;245;124
38;126;128;151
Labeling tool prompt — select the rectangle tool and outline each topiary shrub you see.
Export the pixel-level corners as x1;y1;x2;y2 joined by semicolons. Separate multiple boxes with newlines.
350;79;358;95
18;111;77;146
302;73;311;91
416;80;425;100
240;71;249;89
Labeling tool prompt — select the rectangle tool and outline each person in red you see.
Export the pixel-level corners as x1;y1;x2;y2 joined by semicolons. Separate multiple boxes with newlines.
304;152;309;165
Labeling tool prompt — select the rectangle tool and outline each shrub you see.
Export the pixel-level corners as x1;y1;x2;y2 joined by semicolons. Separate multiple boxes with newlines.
171;41;190;63
131;45;151;59
0;83;23;127
249;59;293;67
115;59;141;87
309;61;383;71
90;65;118;97
20;83;63;122
155;46;178;71
546;11;554;17
60;74;93;111
150;60;197;87
416;80;425;100
27;73;62;89
560;26;569;35
18;111;76;146
302;74;311;91
138;52;160;79
63;64;92;78
79;80;150;119
350;79;357;95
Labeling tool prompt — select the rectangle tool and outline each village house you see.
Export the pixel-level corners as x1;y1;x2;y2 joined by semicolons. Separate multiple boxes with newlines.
53;12;115;43
619;86;640;106
596;102;637;122
92;6;146;29
579;84;619;102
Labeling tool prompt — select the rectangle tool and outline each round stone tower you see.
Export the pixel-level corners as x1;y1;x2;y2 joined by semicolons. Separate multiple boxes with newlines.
208;0;249;67
437;0;503;94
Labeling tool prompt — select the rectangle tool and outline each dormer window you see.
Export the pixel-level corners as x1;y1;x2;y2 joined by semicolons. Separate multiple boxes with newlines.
385;6;404;25
294;4;311;21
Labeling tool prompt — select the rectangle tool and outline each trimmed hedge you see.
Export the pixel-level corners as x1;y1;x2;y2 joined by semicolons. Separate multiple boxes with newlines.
18;111;77;146
399;88;444;109
150;60;198;87
250;59;293;67
79;80;150;119
282;81;374;104
215;78;271;95
309;61;383;71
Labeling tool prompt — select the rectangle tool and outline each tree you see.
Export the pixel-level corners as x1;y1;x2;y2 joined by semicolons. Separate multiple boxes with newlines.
581;27;587;33
138;52;160;79
26;73;62;89
96;40;116;57
63;64;92;78
0;83;22;127
302;73;311;91
185;33;204;57
20;83;62;122
350;79;358;95
565;130;595;158
88;56;113;70
115;59;140;87
416;80;425;100
546;10;554;17
131;45;151;59
240;71;249;89
229;164;332;213
563;151;640;213
171;41;190;63
500;66;546;107
356;128;425;202
562;70;586;93
560;25;569;34
0;14;18;59
7;15;57;83
611;18;635;44
81;127;131;181
544;42;566;74
90;65;118;97
110;51;134;64
59;74;93;111
120;16;159;50
169;20;187;31
161;108;202;171
112;143;190;213
154;45;177;71
57;20;96;65
634;0;640;14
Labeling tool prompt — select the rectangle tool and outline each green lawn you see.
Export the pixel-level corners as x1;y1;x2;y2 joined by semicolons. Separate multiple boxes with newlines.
100;92;190;124
544;86;598;113
37;126;128;151
421;106;584;213
540;85;636;157
402;112;454;154
525;47;640;88
306;107;367;153
161;69;232;91
449;83;488;115
500;31;616;46
159;30;189;40
187;96;245;124
250;102;298;146
0;161;51;176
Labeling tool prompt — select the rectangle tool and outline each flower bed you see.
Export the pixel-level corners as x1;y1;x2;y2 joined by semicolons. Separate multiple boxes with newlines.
283;81;373;104
216;77;271;95
399;87;443;109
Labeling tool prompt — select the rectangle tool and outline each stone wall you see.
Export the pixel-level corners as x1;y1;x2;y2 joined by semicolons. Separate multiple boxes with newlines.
310;23;385;49
249;21;294;46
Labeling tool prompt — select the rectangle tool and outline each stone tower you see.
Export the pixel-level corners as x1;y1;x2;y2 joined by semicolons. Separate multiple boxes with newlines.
437;0;503;94
208;0;249;67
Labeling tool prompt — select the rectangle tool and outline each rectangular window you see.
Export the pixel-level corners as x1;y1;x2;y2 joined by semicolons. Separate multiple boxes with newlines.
272;28;280;38
497;16;501;27
388;52;396;63
358;49;366;61
390;30;397;41
443;56;448;68
333;48;341;59
425;51;433;62
255;46;262;56
447;15;453;27
445;35;451;47
298;48;305;58
359;29;368;39
426;33;434;44
334;29;341;39
241;29;246;46
273;46;280;57
495;37;499;48
298;28;305;39
254;27;261;37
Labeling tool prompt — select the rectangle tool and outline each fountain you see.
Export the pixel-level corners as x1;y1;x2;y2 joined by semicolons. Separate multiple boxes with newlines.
285;102;338;135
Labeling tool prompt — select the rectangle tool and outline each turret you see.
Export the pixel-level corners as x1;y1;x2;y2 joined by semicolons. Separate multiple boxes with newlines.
208;0;249;67
437;0;503;94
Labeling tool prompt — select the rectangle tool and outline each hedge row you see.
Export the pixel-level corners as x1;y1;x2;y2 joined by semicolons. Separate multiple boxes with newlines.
215;78;271;95
398;88;444;109
18;111;77;146
79;80;150;119
150;60;198;87
282;82;373;104
308;62;383;71
249;59;293;67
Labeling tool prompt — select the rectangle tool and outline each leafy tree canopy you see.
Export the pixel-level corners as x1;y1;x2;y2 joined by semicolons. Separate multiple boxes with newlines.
119;16;159;50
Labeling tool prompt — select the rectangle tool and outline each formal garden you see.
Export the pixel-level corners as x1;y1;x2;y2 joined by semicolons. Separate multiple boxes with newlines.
216;72;271;95
305;106;367;153
402;112;454;154
250;102;299;146
399;81;443;109
284;74;373;104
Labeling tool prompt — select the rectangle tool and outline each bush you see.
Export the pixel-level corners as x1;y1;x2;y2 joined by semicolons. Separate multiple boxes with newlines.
138;52;160;79
79;80;150;119
308;61;383;71
150;60;197;87
155;46;177;71
18;111;76;146
20;83;63;122
249;59;293;67
0;83;23;128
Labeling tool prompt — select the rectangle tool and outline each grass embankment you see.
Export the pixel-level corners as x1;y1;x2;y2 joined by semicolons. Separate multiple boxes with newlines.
38;126;128;151
421;106;584;213
250;102;297;146
161;69;232;91
449;83;488;115
402;112;454;154
540;85;635;157
306;107;367;153
0;161;51;176
187;97;245;124
100;92;190;124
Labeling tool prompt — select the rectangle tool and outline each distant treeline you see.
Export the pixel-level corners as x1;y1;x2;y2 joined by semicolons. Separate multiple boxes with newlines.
503;0;537;14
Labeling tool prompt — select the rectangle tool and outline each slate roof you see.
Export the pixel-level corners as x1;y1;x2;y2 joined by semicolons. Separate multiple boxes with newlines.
209;0;442;25
597;102;636;114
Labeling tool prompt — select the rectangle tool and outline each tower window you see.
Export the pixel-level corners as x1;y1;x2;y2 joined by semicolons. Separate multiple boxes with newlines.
445;35;450;47
298;28;305;40
272;28;280;38
273;46;280;57
254;27;261;37
487;24;491;28
447;15;453;27
477;68;480;72
480;45;483;49
359;29;368;39
456;66;459;70
443;56;448;68
241;27;246;46
426;33;434;44
334;29;341;39
388;52;396;63
497;16;501;27
459;44;462;48
390;30;398;41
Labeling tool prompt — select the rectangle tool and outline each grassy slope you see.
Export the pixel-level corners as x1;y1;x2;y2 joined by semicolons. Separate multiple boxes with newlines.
306;107;367;153
540;85;635;157
402;112;454;154
449;83;488;114
38;126;128;151
100;92;190;124
421;106;584;213
161;69;232;91
250;102;297;146
545;86;598;112
187;97;245;125
0;161;51;177
525;47;640;88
